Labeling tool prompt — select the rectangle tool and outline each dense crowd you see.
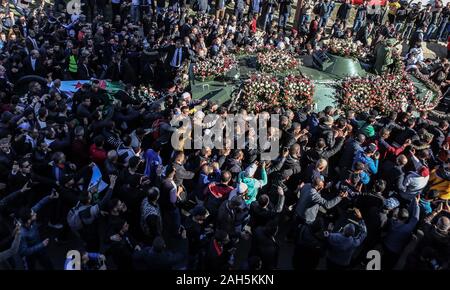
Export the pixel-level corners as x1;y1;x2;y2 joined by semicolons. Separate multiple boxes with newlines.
0;0;449;270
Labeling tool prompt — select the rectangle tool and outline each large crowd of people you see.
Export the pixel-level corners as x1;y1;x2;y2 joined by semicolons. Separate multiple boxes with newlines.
0;0;449;270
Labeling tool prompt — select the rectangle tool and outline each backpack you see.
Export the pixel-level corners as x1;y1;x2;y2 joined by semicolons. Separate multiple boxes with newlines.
67;203;91;231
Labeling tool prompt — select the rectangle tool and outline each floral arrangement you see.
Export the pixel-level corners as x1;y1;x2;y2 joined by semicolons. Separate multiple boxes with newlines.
241;73;281;112
410;71;443;111
234;46;259;57
133;85;160;105
327;38;369;59
193;55;237;81
338;76;381;113
256;49;299;73
411;90;442;111
282;74;315;109
338;71;429;113
378;73;415;113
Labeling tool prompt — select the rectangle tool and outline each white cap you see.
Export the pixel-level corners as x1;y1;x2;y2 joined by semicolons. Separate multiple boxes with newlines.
238;182;248;193
181;92;191;100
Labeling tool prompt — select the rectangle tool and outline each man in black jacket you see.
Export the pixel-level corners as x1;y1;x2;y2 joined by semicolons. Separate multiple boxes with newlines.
338;133;365;177
305;136;345;165
23;50;46;77
337;0;352;28
380;154;408;193
160;38;189;73
250;222;279;270
203;230;233;270
133;235;187;269
282;143;302;175
216;195;247;241
281;122;307;148
318;116;335;148
77;57;94;80
355;21;373;47
249;188;285;228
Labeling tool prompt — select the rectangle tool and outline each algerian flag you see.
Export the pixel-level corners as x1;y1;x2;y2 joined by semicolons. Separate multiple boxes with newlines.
58;79;125;99
58;80;91;98
88;164;108;202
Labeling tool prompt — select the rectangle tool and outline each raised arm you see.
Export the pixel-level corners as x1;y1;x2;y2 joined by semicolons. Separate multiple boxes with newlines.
0;228;21;262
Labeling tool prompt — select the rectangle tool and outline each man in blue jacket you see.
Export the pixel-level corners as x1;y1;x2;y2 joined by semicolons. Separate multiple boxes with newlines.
326;209;367;269
352;143;380;184
382;196;420;269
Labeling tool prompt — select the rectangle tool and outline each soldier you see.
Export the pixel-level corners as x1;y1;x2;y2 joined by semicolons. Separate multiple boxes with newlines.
374;38;396;75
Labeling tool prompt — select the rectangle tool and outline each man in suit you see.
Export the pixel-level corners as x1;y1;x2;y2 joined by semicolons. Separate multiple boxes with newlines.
77;57;94;80
23;50;46;76
105;54;137;84
16;16;29;38
25;31;40;52
161;38;189;76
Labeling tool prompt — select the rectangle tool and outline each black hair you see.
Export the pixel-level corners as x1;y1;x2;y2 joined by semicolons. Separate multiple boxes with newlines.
214;229;228;243
93;135;105;147
147;187;160;202
406;118;416;127
221;170;232;183
165;164;176;177
257;194;270;208
316;138;326;149
373;179;386;193
128;156;141;169
107;198;120;211
354;162;366;171
18;207;32;223
122;135;132;146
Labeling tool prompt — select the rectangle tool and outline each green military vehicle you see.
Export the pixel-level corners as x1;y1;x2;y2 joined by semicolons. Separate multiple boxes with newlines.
189;50;440;113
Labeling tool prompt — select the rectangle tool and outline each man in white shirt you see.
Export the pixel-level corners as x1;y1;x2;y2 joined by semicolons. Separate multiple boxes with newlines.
170;39;184;69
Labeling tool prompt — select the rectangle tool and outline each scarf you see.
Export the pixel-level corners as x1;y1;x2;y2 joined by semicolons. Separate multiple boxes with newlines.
140;198;161;236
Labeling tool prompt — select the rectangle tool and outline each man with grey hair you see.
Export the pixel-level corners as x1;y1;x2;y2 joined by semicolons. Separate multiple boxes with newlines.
24;49;45;76
104;150;119;175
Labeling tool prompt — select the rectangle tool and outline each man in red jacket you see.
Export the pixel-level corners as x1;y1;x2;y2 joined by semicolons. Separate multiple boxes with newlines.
89;135;107;165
